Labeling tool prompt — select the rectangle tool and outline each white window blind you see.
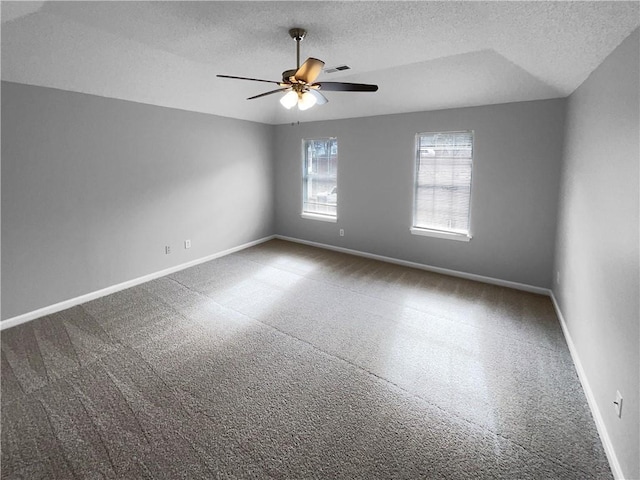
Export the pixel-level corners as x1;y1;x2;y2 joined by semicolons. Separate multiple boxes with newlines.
302;138;338;218
413;131;473;236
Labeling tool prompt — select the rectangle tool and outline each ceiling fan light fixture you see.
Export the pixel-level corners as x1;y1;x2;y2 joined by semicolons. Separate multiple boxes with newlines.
297;90;317;111
280;90;298;109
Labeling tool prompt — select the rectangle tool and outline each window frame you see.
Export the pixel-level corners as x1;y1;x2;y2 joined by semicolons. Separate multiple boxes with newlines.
301;137;338;223
410;130;474;242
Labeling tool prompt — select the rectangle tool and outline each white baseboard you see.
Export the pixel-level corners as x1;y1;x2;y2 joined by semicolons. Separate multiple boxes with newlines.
275;235;550;296
1;235;276;331
549;292;623;480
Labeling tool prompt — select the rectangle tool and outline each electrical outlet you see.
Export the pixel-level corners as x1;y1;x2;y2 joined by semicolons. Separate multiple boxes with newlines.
339;228;345;237
165;246;171;255
185;239;191;249
614;391;623;418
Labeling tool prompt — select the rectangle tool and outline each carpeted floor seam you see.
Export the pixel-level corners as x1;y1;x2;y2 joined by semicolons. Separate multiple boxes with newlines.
165;273;587;477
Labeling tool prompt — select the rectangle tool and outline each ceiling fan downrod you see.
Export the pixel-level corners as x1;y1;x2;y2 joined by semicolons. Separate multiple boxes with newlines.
289;28;306;70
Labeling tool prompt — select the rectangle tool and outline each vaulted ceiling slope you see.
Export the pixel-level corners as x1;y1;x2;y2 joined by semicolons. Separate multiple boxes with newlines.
2;1;639;125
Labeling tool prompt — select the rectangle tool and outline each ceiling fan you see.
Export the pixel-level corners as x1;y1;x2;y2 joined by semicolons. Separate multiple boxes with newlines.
217;28;378;111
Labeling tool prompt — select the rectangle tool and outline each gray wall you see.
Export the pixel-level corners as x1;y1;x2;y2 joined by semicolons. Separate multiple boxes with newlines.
2;81;275;320
554;29;639;479
274;99;566;288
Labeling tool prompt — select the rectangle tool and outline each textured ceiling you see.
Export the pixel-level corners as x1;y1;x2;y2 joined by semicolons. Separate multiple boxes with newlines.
2;1;639;124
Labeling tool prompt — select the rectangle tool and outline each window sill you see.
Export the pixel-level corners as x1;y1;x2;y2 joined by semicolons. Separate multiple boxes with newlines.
410;227;472;242
301;212;338;223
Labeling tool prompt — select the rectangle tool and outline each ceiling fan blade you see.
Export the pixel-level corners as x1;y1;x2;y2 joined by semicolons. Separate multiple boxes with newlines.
217;74;283;85
307;89;328;105
294;58;325;84
247;87;291;100
314;82;379;92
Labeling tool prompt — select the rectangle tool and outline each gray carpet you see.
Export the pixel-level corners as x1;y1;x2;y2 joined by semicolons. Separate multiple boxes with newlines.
1;239;613;479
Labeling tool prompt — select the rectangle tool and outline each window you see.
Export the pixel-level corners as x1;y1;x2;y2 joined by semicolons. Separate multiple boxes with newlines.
412;131;473;241
302;137;338;222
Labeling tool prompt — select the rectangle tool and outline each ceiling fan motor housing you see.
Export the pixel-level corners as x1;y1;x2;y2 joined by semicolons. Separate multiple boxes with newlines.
282;69;297;83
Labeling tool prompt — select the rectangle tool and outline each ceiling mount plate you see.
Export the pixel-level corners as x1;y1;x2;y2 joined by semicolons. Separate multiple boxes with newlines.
289;28;306;42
